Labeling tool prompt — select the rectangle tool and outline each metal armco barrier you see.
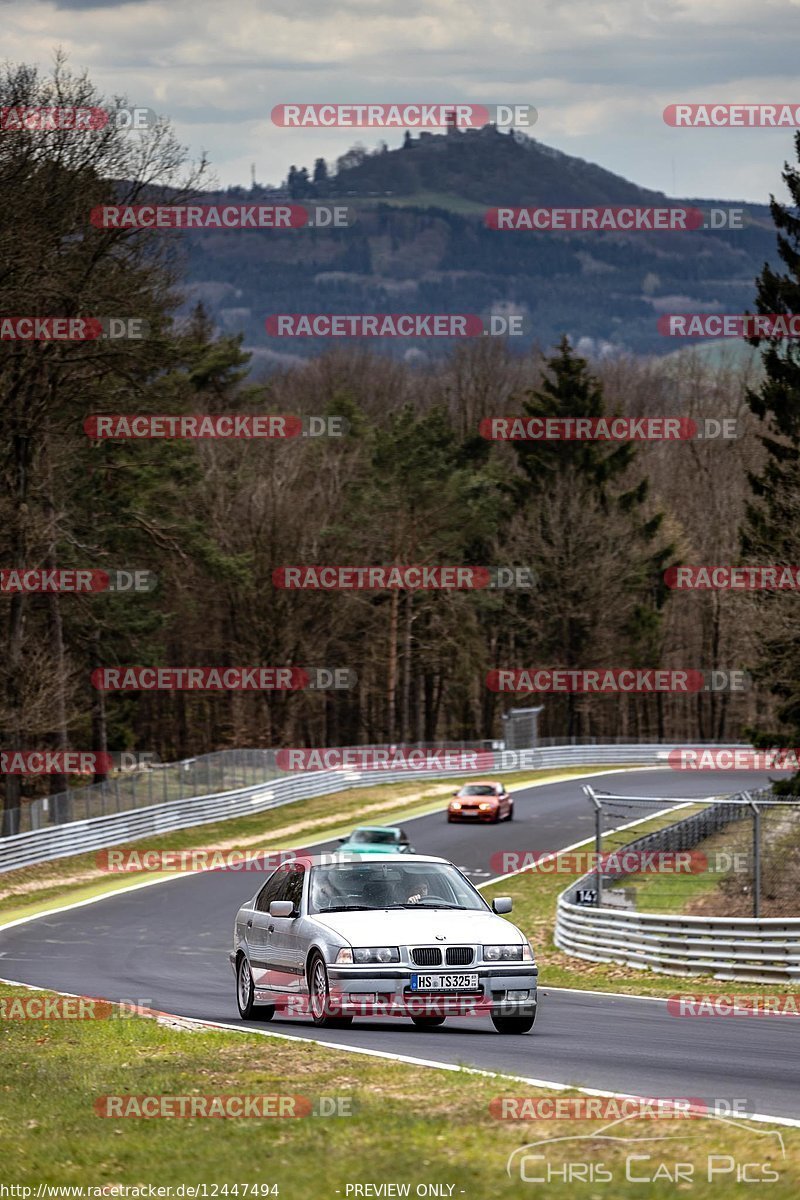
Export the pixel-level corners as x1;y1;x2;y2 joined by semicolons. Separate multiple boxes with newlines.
0;742;749;874
555;786;800;983
555;898;800;984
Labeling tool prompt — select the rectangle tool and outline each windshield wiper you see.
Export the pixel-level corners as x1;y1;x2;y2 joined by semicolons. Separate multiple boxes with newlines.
317;904;374;912
384;902;464;910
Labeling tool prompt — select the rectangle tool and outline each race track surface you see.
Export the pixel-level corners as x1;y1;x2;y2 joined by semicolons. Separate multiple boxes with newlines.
2;768;798;1119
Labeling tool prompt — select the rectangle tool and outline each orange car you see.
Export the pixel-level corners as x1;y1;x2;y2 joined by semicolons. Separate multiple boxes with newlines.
447;780;514;823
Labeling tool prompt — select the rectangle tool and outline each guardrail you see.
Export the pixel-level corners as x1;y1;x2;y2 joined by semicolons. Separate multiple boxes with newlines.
555;900;800;983
0;742;749;874
554;787;800;983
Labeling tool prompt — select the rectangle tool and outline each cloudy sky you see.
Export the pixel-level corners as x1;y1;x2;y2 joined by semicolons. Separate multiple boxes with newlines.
4;0;800;201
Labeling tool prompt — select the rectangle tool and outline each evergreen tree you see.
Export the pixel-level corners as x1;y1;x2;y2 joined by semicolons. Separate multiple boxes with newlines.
742;132;800;790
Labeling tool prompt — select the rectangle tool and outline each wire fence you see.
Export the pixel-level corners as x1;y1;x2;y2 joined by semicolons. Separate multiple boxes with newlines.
574;786;800;919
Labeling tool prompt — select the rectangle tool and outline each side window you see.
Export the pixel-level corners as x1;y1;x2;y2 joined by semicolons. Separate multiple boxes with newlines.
255;867;291;913
283;865;305;914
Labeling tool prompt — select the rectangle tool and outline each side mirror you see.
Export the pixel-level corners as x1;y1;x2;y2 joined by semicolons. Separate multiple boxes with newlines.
452;791;459;797
492;897;513;915
270;900;295;918
337;836;348;843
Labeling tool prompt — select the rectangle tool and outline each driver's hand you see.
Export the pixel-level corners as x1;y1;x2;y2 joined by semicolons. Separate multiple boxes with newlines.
407;893;423;904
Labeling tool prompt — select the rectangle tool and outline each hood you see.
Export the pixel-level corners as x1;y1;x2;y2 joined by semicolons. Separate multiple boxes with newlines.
310;906;524;946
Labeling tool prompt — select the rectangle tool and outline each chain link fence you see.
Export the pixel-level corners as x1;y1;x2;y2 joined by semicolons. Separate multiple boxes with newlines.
575;786;800;918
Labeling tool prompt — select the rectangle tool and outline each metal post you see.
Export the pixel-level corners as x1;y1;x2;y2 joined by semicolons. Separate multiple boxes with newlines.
584;785;603;908
744;792;760;919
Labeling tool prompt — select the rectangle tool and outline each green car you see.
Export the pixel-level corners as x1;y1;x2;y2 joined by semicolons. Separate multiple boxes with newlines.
336;825;415;856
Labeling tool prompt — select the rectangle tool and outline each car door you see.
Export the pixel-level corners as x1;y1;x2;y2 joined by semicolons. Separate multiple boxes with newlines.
276;863;306;993
249;867;292;993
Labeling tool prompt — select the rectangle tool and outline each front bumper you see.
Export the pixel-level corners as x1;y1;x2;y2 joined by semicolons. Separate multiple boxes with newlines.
447;807;498;821
325;964;538;1016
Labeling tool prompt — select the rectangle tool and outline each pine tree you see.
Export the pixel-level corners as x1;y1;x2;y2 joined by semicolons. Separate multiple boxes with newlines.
741;132;800;790
506;338;674;737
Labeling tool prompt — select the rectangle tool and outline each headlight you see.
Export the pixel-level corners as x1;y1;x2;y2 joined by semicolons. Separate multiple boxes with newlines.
483;944;527;961
478;802;494;811
352;947;400;964
450;801;462;810
335;948;354;964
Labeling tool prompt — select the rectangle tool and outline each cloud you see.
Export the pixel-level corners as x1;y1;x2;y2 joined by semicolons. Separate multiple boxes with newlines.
2;0;799;199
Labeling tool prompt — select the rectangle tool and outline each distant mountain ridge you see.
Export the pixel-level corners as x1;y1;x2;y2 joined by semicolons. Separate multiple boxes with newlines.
171;128;776;362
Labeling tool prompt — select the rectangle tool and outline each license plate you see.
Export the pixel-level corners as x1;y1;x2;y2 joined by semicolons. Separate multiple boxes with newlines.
410;973;479;991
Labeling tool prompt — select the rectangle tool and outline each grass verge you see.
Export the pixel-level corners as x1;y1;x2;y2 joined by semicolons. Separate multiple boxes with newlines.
0;767;625;927
0;982;796;1195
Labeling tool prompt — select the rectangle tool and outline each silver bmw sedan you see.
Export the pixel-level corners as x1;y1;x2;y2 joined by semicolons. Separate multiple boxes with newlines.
230;853;538;1033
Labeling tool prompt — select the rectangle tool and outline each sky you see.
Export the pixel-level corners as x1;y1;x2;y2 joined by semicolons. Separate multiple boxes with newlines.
3;0;800;202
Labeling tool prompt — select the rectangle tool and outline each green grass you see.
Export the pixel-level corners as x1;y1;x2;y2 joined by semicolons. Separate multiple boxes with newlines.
0;982;796;1195
0;767;626;927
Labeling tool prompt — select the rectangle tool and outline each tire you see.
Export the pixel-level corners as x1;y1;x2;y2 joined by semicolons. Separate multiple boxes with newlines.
491;1006;536;1034
308;952;353;1028
506;802;514;821
236;954;275;1022
410;1015;446;1029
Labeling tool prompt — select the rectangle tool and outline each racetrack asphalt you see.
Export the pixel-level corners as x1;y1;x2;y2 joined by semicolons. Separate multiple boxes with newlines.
1;767;798;1119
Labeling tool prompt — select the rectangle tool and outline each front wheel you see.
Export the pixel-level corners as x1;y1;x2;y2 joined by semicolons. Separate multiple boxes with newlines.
308;953;353;1028
491;1007;536;1034
236;955;275;1022
410;1015;446;1029
506;802;514;821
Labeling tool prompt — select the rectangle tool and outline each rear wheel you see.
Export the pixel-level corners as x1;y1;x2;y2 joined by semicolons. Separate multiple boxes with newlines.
491;1006;536;1034
308;953;353;1028
236;955;275;1022
410;1015;446;1029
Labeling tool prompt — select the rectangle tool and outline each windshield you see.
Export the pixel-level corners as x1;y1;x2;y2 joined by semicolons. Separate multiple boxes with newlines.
459;784;496;796
350;829;398;844
308;862;488;914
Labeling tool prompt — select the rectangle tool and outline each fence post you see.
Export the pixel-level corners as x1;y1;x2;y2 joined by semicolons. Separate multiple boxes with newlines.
744;792;760;919
584;786;603;908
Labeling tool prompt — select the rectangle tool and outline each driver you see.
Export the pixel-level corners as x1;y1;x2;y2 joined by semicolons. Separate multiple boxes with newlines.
406;878;430;904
